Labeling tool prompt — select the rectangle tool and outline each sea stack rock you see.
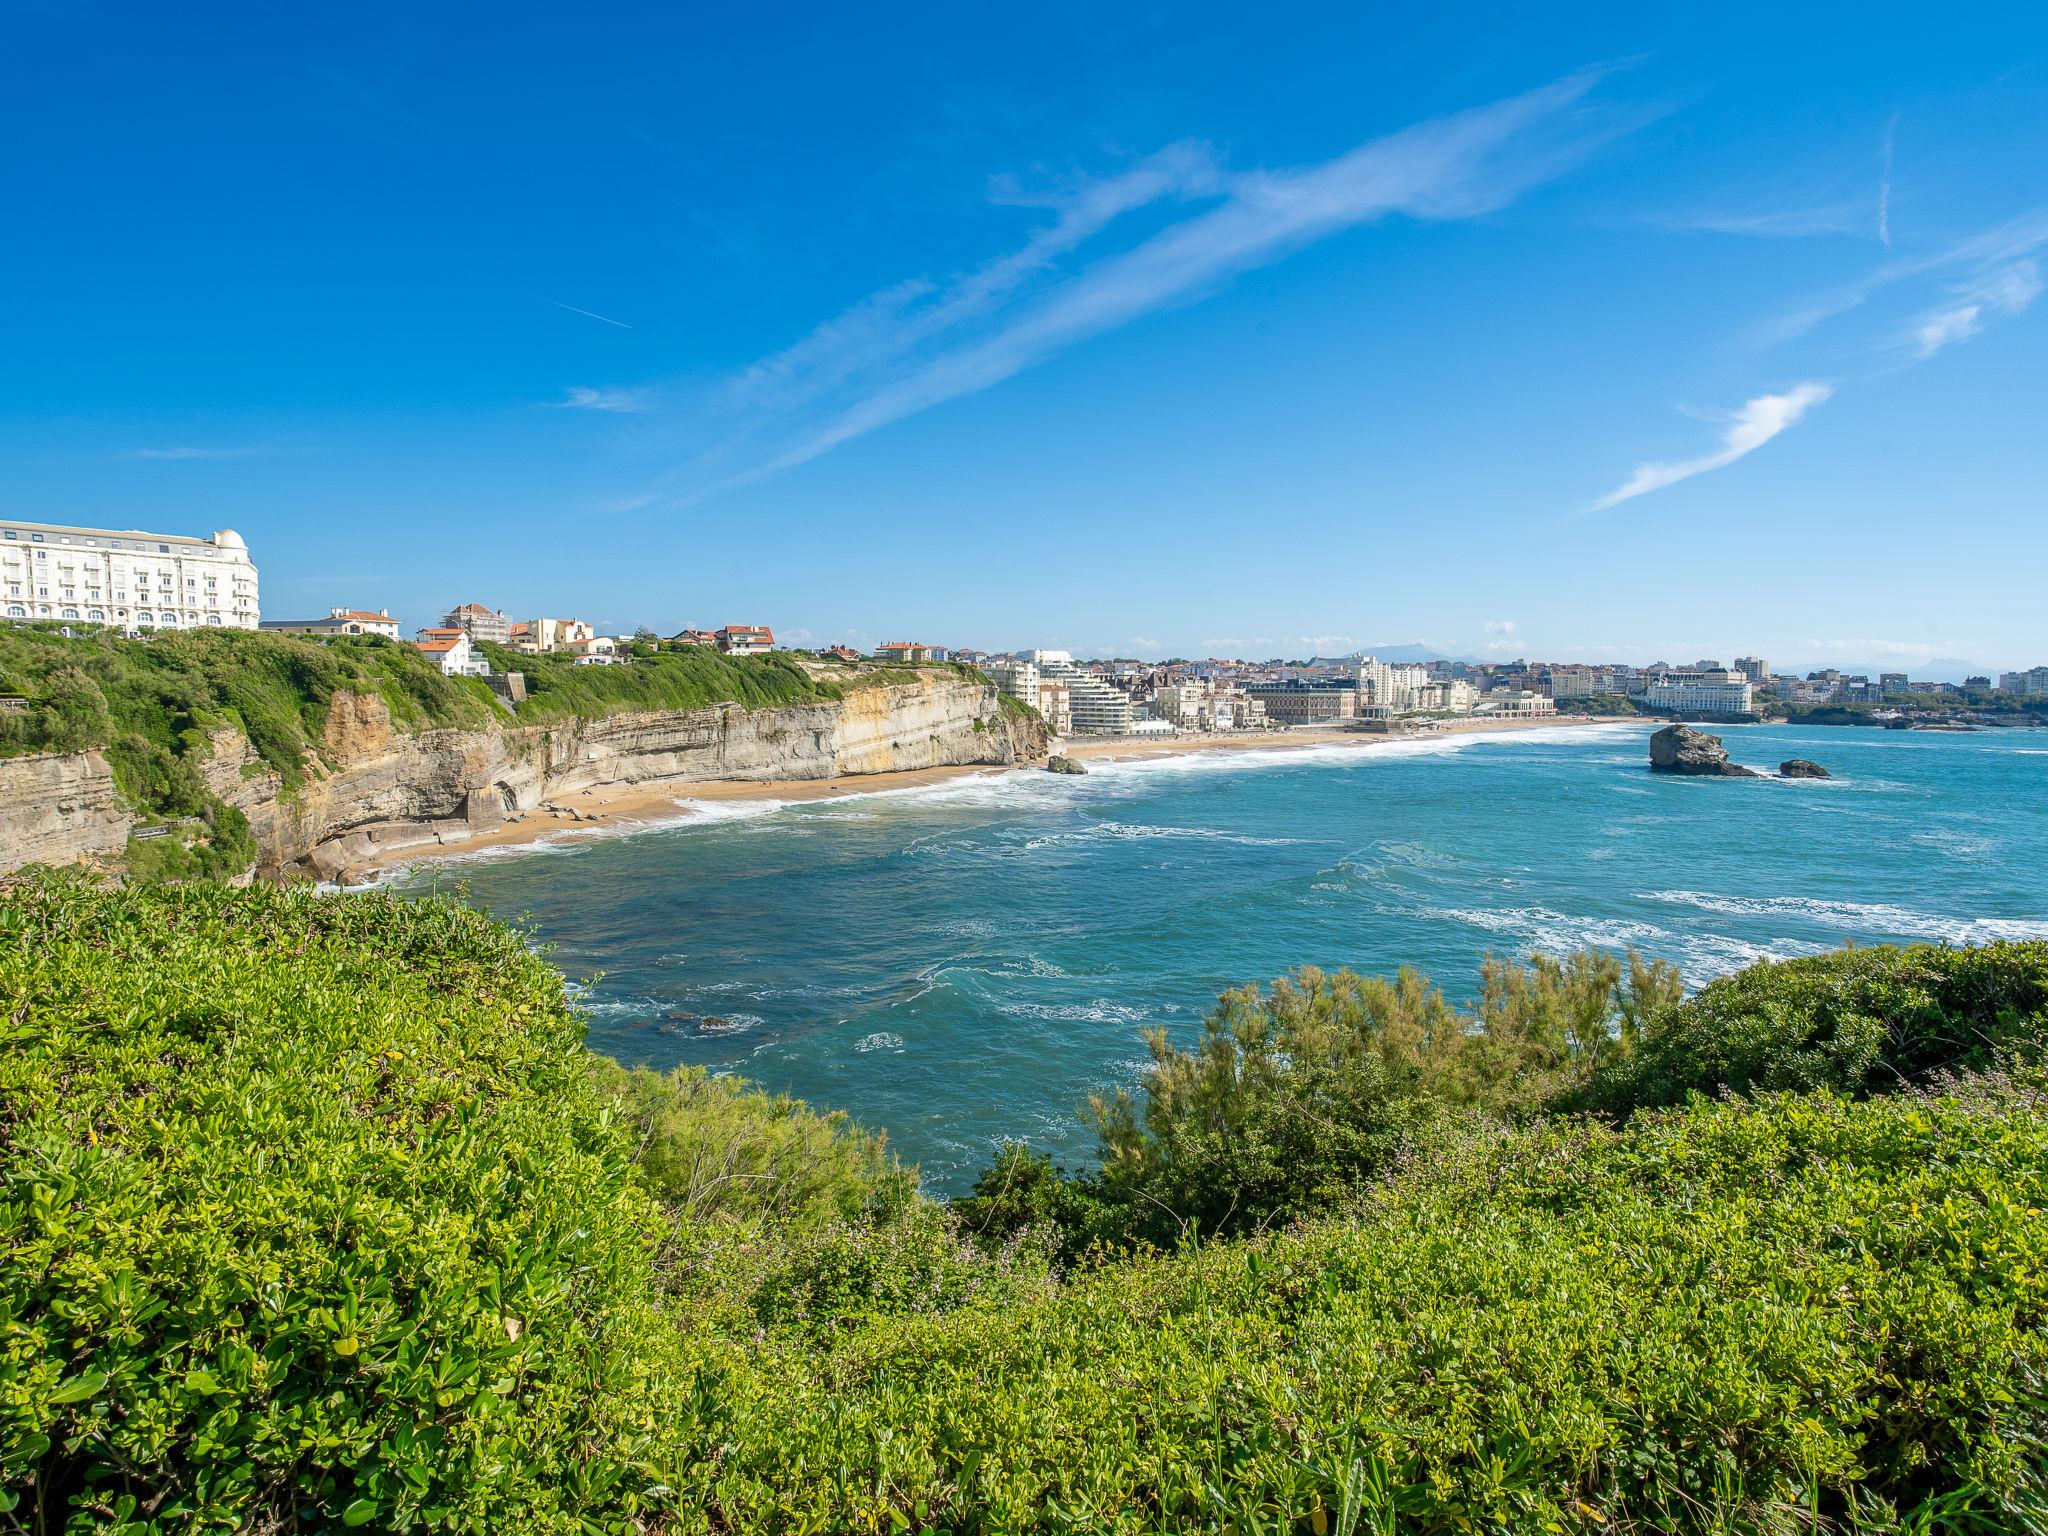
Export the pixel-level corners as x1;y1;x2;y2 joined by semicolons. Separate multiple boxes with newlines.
1648;724;1760;778
1779;759;1831;779
1046;754;1087;775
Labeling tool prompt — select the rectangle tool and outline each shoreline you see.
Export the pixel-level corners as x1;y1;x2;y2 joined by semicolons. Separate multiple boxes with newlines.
363;713;1620;880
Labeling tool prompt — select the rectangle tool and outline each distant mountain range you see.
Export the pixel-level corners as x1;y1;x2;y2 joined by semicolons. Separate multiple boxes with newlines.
1309;645;1484;667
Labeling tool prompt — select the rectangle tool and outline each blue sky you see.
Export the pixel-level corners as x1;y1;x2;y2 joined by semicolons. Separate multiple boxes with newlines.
4;2;2045;674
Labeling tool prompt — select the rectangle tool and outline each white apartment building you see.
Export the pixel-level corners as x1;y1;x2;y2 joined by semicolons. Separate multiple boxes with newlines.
0;520;258;629
1032;650;1135;734
1640;673;1755;714
1356;656;1429;714
1483;689;1557;718
1549;665;1599;701
1998;666;2048;696
984;658;1041;704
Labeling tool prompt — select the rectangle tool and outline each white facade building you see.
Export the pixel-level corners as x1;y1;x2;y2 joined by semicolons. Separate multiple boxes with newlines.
984;658;1041;704
1998;667;2048;696
1032;650;1135;734
415;630;490;677
1640;673;1755;714
1356;656;1430;714
1482;689;1557;718
261;607;399;639
0;520;258;629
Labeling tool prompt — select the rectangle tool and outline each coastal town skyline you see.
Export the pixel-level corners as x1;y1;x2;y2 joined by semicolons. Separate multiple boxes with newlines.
7;517;2046;706
5;5;2046;674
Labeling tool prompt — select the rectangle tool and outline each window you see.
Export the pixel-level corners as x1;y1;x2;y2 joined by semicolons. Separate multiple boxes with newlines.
157;544;169;553
30;534;43;542
207;615;222;625
3;531;14;539
61;607;78;619
87;610;104;621
137;612;152;624
5;606;21;617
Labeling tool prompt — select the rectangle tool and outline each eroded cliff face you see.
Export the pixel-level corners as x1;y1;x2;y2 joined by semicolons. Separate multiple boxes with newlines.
0;674;1045;879
0;749;129;870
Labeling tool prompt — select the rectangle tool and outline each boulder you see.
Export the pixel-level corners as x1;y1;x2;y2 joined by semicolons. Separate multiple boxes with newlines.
1648;724;1760;778
1046;754;1087;776
1778;758;1831;779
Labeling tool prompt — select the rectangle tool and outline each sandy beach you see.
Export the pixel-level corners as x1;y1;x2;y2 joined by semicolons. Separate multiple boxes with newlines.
365;713;1613;877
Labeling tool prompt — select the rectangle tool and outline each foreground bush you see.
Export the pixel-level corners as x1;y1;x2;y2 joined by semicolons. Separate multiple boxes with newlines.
0;876;698;1532
5;877;2047;1533
1568;940;2048;1116
708;1086;2048;1532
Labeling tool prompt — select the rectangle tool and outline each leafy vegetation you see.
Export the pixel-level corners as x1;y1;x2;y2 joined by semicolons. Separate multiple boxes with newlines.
1564;939;2048;1116
477;641;844;722
0;626;1005;883
4;875;2045;1532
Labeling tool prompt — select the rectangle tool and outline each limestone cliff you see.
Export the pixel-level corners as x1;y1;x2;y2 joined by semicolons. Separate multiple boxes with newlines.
0;674;1044;879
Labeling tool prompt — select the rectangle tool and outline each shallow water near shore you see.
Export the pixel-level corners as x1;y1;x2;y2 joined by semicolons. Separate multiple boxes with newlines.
397;722;2048;1193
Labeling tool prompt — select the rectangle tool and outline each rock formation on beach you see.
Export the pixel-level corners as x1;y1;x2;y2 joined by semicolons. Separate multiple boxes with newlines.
1648;724;1761;778
1046;754;1087;775
1779;759;1831;779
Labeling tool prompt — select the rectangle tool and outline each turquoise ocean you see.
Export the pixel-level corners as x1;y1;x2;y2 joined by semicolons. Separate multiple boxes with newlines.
399;722;2048;1193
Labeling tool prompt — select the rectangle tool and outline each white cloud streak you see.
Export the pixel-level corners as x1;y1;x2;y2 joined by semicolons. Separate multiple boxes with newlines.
123;446;283;461
550;385;651;412
1587;383;1834;512
1911;259;2041;357
660;66;1641;504
1877;112;1897;247
528;294;632;329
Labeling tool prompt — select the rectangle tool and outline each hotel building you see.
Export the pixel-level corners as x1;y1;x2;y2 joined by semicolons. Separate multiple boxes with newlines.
0;519;258;630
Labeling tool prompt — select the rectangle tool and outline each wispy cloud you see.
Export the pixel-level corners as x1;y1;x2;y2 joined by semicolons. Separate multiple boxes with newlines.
1484;619;1517;636
1909;259;2041;357
1756;204;2048;347
527;293;633;330
645;66;1643;506
549;385;651;412
1586;383;1833;513
122;445;287;461
1877;112;1897;247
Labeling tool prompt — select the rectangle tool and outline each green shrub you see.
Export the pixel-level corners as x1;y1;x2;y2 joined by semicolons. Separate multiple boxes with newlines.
703;1088;2048;1533
1072;951;1681;1248
591;1057;918;1230
7;879;2047;1533
0;876;698;1533
1566;941;2048;1116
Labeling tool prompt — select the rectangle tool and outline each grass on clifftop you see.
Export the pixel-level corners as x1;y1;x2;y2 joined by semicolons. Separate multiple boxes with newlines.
5;874;2047;1533
0;627;1006;877
473;641;998;726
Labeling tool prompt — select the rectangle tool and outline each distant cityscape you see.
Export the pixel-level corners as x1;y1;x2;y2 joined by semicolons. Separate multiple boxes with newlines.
7;516;2047;736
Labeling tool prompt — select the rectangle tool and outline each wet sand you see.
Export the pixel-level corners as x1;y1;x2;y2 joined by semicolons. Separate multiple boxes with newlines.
366;713;1610;877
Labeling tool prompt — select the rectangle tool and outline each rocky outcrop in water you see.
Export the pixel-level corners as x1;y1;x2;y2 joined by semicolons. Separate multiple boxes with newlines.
0;674;1044;880
1778;759;1831;779
1648;724;1760;778
1045;755;1087;775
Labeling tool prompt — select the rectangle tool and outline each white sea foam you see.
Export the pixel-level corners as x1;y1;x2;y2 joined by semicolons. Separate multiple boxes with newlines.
1640;890;2048;944
1020;820;1305;852
1422;903;1811;982
854;1031;905;1053
997;999;1153;1025
667;796;792;825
